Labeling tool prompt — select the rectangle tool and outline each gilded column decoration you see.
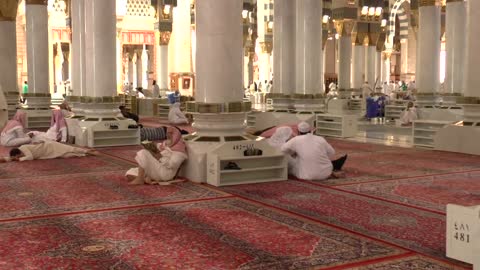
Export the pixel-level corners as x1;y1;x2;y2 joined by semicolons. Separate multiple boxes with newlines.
260;41;273;54
419;0;437;6
0;0;19;21
159;31;171;46
25;0;47;5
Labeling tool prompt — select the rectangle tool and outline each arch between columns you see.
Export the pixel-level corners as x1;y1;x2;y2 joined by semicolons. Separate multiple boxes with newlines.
386;0;410;50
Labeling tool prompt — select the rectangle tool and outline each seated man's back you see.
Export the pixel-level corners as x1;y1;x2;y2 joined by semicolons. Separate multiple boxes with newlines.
281;133;335;180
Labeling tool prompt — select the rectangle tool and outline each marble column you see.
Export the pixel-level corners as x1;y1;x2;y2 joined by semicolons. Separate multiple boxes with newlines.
141;45;148;89
0;0;19;121
366;45;377;86
351;43;365;89
84;0;116;97
400;39;408;78
0;2;18;94
191;0;247;138
416;1;441;94
71;0;86;96
375;51;382;86
295;0;322;95
445;0;466;94
338;36;352;90
158;32;170;93
128;53;134;84
135;50;143;88
25;0;49;95
463;0;480;99
382;52;391;83
196;0;242;104
273;0;295;96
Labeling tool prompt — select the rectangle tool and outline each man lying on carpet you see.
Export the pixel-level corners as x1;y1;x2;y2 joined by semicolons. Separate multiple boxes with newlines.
266;126;294;149
281;122;348;180
2;141;99;162
126;127;188;185
29;110;68;143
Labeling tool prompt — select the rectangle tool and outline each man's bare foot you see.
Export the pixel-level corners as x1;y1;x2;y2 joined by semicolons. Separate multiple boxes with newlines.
128;177;144;185
144;177;155;185
331;171;345;179
126;175;136;182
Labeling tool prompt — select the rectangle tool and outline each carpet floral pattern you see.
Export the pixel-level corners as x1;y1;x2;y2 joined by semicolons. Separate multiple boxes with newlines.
0;198;405;269
0;171;225;220
223;180;449;258
97;145;143;163
339;171;480;213
0;154;133;179
357;255;468;270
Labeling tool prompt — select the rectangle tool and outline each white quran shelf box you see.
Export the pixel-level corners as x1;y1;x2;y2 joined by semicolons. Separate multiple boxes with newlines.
446;204;480;267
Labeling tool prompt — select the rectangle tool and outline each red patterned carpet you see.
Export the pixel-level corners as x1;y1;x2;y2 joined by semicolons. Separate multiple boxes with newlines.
338;171;480;213
0;136;476;269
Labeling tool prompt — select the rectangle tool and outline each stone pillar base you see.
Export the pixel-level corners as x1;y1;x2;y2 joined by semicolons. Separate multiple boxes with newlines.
457;97;480;124
292;94;325;113
185;101;251;138
65;96;139;148
439;93;462;106
266;94;293;112
22;93;51;110
6;91;19;119
416;93;441;107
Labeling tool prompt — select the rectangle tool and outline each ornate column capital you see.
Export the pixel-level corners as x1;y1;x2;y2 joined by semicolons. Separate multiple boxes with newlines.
260;41;273;54
25;0;47;5
334;20;355;37
159;31;171;46
418;0;437;7
446;0;463;3
0;0;19;21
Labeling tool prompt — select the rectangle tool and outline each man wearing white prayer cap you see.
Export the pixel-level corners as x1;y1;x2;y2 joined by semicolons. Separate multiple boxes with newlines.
281;122;348;180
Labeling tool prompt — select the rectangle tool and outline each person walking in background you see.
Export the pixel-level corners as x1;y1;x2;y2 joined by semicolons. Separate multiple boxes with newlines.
152;80;160;98
22;81;28;94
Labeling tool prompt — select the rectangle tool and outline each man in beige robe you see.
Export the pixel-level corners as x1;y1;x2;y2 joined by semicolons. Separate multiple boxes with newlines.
6;141;98;162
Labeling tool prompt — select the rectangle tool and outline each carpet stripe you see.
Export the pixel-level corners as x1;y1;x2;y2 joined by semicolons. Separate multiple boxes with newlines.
0;195;234;223
330;169;480;187
226;193;470;269
296;179;447;216
321;252;415;270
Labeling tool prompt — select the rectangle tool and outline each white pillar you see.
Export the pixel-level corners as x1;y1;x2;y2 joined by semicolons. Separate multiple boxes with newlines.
400;39;408;77
445;0;466;94
259;52;271;84
375;51;382;84
136;51;142;88
158;45;169;90
128;53;134;84
366;45;376;86
416;3;441;93
195;0;242;103
338;36;352;89
0;18;17;93
384;53;391;83
142;45;148;89
116;33;122;93
463;0;480;98
295;0;322;95
248;53;254;87
351;45;365;89
274;0;295;95
25;1;49;94
84;0;116;97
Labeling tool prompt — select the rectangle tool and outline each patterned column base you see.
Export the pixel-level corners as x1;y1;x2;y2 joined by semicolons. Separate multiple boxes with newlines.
416;93;442;107
6;91;20;119
185;101;251;138
22;93;51;110
292;94;326;113
457;97;480;124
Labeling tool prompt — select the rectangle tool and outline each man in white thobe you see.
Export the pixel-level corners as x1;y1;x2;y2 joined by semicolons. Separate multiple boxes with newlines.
281;122;347;180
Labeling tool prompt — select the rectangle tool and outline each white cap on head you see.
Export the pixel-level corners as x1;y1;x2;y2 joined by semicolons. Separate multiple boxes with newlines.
297;122;311;133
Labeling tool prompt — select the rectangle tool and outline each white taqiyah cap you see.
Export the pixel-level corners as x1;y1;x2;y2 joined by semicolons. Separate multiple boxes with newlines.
297;121;311;133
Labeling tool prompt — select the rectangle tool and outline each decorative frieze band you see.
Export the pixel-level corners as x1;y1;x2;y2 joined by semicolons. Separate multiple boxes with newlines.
185;101;252;114
25;0;48;5
418;0;437;7
0;0;19;21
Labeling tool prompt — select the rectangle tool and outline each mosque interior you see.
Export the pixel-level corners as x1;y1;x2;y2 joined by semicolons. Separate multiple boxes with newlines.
0;0;479;269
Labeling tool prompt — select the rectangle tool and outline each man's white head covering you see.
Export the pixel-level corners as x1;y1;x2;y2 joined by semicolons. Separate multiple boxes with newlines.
297;122;311;134
267;126;293;148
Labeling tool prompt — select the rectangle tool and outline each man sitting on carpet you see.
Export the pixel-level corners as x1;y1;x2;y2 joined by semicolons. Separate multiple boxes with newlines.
281;122;347;180
2;141;99;162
